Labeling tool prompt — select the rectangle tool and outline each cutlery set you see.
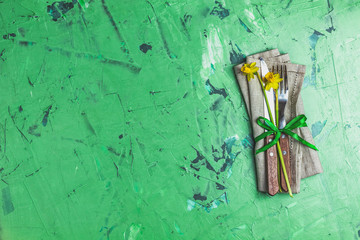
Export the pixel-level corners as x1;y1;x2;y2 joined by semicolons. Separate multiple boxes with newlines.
261;60;291;195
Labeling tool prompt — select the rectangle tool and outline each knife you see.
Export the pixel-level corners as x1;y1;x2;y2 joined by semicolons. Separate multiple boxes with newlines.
260;58;279;196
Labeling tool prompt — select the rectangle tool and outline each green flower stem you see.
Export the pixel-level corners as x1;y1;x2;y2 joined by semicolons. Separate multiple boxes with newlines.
275;90;281;192
276;142;293;197
255;72;275;125
275;90;292;197
275;90;279;127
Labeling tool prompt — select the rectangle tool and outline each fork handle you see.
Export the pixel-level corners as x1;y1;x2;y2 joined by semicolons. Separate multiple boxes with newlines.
279;134;291;191
265;135;279;196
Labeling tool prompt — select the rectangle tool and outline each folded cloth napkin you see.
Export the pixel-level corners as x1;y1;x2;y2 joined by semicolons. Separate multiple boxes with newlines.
234;49;323;193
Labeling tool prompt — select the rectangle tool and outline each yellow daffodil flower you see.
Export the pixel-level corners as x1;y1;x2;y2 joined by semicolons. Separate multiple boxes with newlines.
241;62;259;81
264;72;283;91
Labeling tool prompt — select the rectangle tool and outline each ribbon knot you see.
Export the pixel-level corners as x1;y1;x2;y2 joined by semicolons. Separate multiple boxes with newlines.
254;114;319;154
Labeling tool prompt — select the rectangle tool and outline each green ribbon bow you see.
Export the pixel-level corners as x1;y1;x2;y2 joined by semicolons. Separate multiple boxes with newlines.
254;114;319;154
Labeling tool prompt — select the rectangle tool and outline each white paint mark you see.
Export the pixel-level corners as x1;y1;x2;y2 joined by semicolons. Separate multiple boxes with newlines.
244;9;255;20
234;224;247;230
201;25;224;79
286;202;297;209
187;199;196;211
128;224;141;240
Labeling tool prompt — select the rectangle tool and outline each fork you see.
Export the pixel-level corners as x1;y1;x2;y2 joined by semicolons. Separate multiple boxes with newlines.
275;65;292;192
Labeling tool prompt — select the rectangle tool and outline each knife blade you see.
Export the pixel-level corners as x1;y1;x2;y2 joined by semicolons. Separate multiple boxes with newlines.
260;58;279;196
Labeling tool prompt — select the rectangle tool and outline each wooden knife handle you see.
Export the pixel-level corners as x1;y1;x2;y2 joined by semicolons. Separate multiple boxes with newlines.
279;133;291;192
265;134;279;196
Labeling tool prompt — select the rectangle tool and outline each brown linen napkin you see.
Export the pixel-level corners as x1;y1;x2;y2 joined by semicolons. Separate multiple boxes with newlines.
234;49;323;194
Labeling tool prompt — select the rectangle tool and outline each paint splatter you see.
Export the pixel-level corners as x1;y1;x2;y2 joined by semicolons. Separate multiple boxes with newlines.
139;43;152;53
101;0;134;63
127;223;141;240
18;27;26;37
184;137;240;207
2;187;15;215
326;16;336;33
238;18;252;33
47;0;76;21
216;182;225;190
2;33;16;40
193;193;207;201
224;135;241;178
325;0;335;33
205;79;228;98
210;97;223;111
81;111;96;135
285;0;294;9
229;41;246;64
241;134;254;149
211;136;240;177
42;105;52;127
174;222;184;235
210;1;230;20
309;30;324;50
311;120;327;138
0;49;5;61
43;46;141;73
19;41;35;46
187;192;228;213
203;29;208;38
180;14;192;40
147;1;176;59
304;30;324;87
28;125;41;137
25;168;42;177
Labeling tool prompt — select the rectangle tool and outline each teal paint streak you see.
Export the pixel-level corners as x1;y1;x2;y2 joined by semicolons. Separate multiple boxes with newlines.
210;1;230;20
238;18;252;33
230;41;246;64
224;135;239;158
2;187;14;215
311;120;327;138
210;63;215;75
241;134;254;149
187;192;228;213
309;31;323;49
174;222;184;235
305;31;325;87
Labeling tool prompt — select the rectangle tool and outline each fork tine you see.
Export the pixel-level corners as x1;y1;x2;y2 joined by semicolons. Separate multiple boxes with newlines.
281;65;285;94
278;65;283;94
285;65;288;92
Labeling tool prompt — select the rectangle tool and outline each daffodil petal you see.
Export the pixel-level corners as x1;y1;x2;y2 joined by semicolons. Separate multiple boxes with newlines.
250;62;256;67
273;83;279;90
252;67;259;73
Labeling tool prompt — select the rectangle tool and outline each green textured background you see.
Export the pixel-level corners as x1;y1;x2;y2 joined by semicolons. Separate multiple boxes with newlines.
1;0;360;239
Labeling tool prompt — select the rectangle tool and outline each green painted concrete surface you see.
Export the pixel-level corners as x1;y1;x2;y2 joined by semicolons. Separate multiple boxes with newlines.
1;0;360;239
